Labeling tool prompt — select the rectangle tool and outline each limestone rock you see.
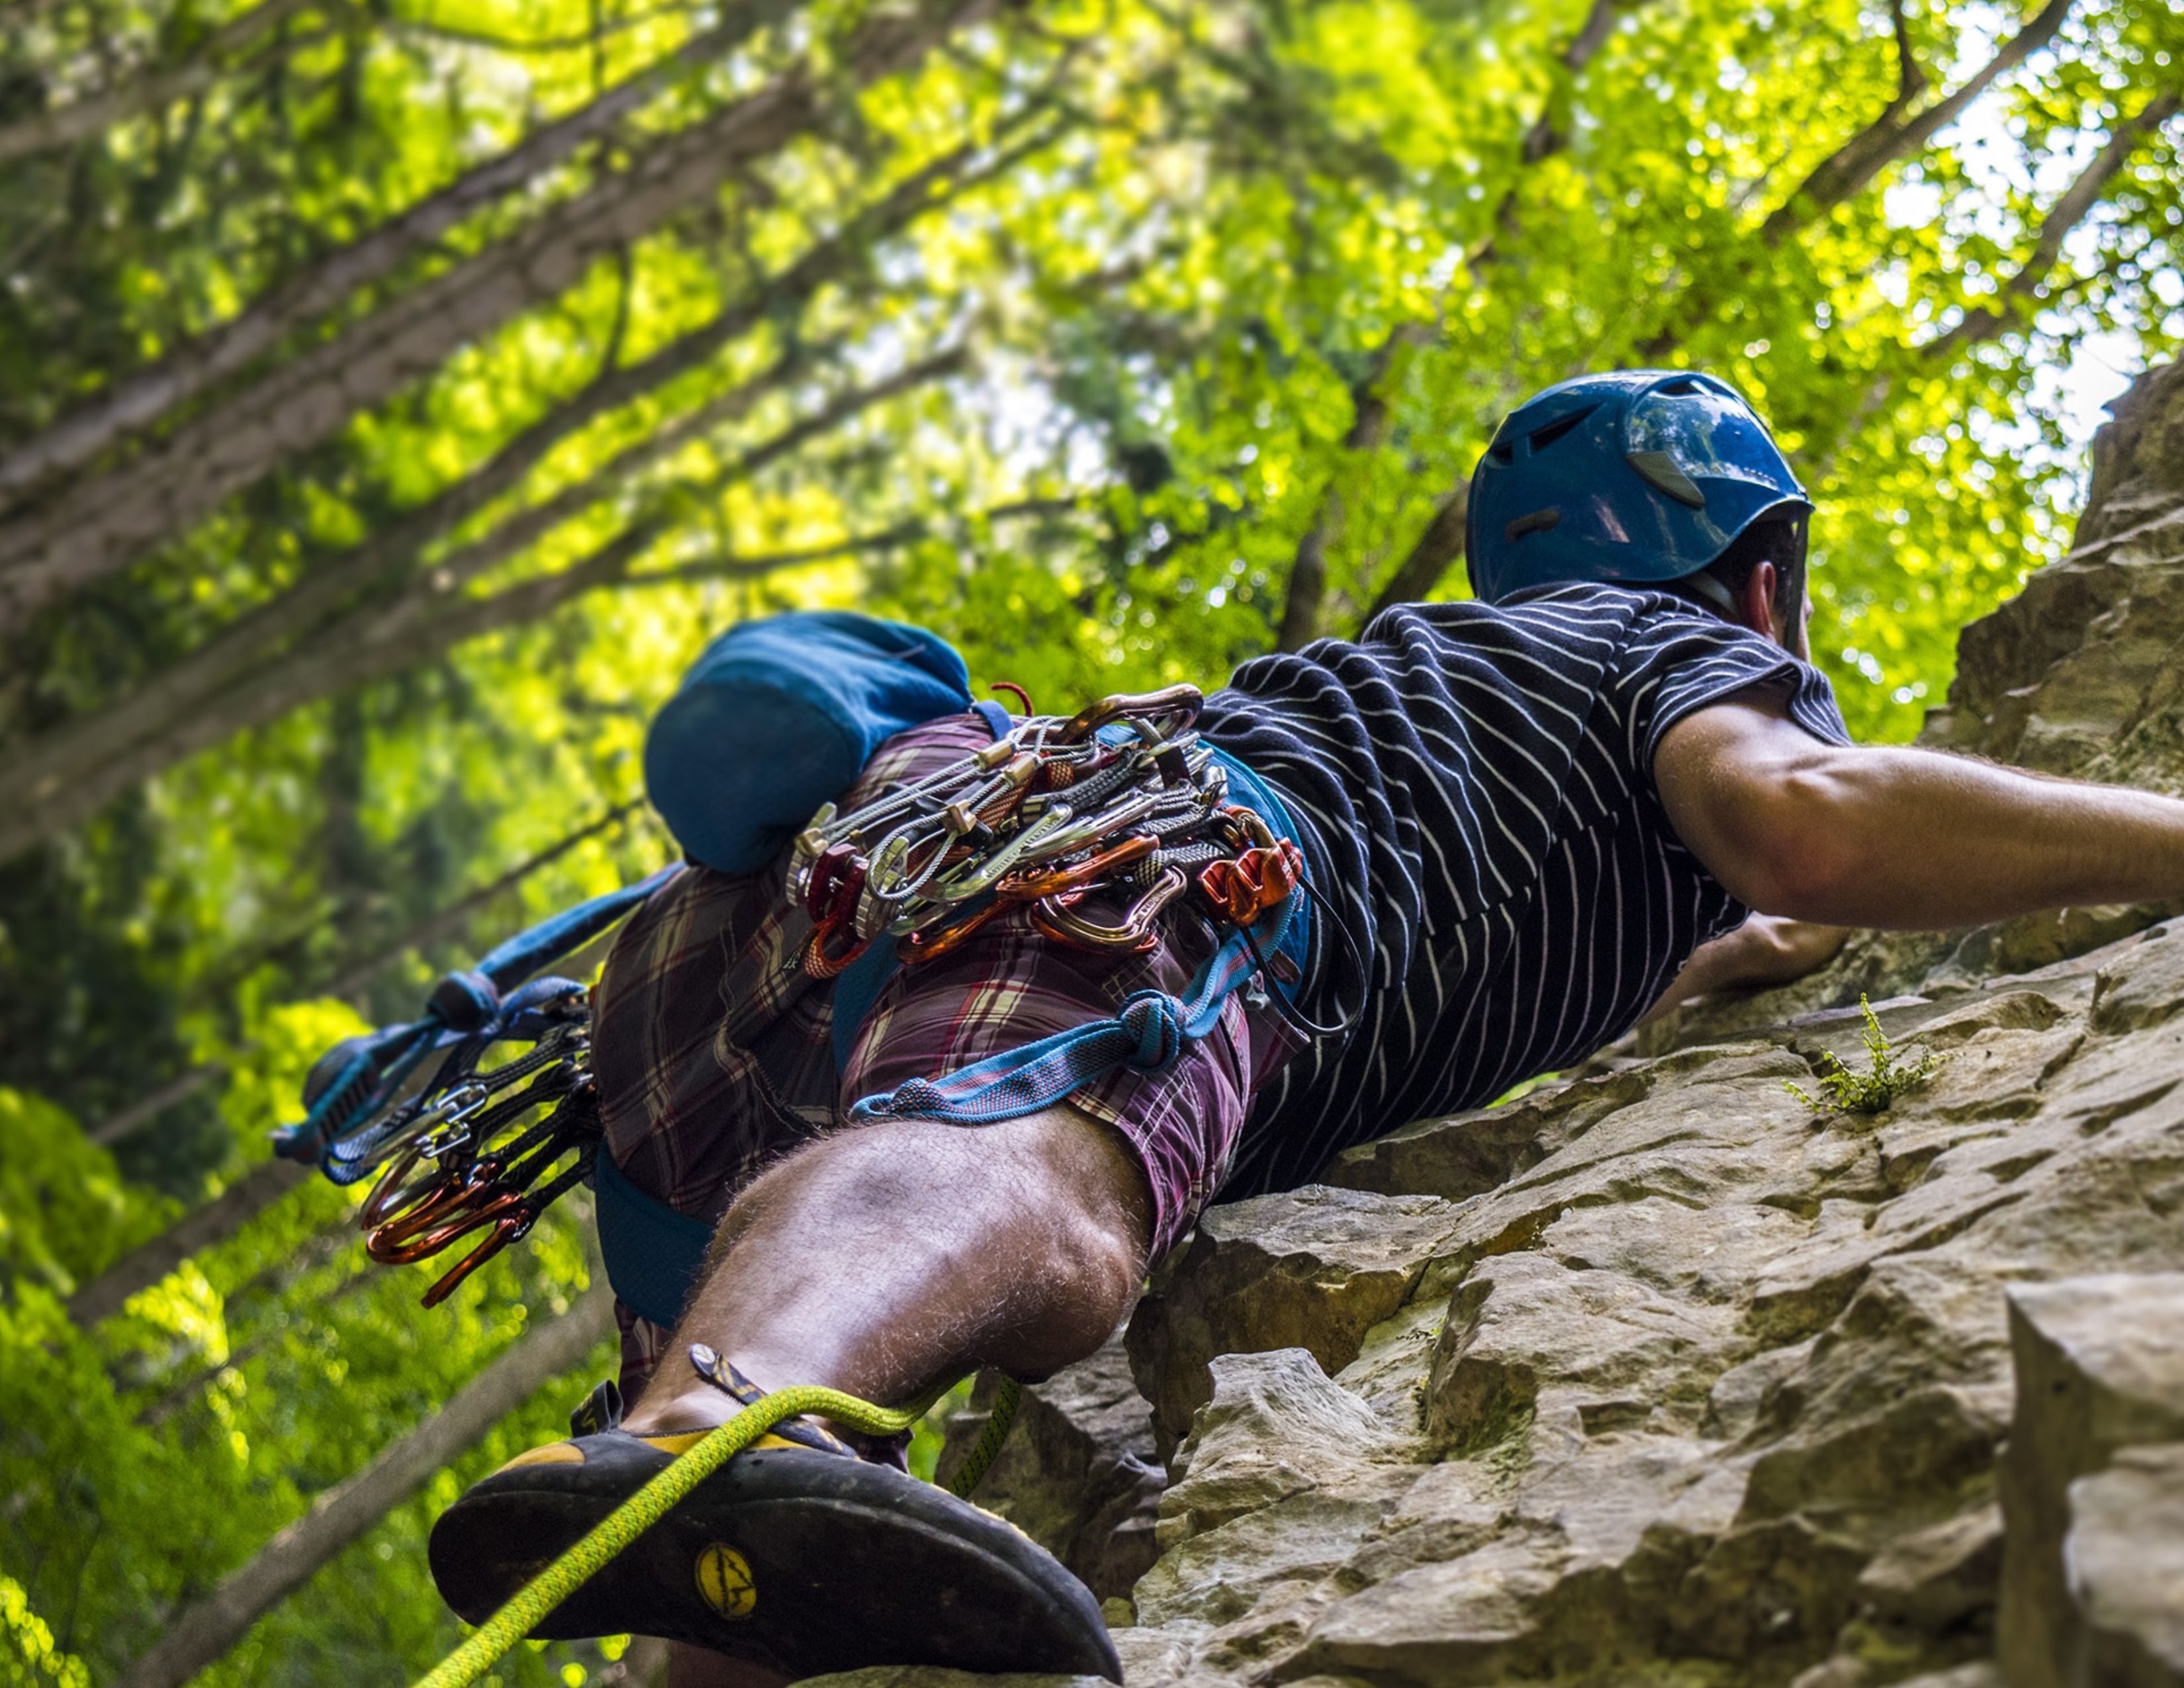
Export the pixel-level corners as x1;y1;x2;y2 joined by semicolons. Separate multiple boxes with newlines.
938;1333;1164;1601
1125;1184;1463;1456
2065;1443;2184;1688
1997;1274;2184;1688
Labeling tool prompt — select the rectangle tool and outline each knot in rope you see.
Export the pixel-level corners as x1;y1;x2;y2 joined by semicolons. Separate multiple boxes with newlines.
1115;989;1185;1072
428;969;502;1032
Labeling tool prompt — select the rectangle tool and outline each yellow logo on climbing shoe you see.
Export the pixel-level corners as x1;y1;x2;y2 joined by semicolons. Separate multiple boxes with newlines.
694;1544;756;1620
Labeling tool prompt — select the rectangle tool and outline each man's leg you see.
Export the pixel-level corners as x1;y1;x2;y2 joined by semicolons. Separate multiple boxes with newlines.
619;1105;1152;1688
619;1103;1153;1435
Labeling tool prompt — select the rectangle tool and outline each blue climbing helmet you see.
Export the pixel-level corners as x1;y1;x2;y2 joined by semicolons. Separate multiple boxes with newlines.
1466;369;1811;604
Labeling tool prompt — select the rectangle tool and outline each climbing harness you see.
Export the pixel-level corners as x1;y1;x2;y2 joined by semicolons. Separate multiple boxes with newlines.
408;1374;1021;1688
287;679;1320;1312
797;681;1318;1126
789;682;1302;979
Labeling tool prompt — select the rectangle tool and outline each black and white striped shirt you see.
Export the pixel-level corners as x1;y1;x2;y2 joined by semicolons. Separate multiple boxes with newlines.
1198;583;1851;1197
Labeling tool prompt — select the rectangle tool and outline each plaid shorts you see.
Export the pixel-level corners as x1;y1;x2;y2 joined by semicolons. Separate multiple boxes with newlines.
590;714;1298;1395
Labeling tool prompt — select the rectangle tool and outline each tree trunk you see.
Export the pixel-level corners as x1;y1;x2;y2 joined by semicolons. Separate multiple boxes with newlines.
0;0;318;169
111;1284;617;1688
1272;326;1416;651
0;0;794;506
66;1158;311;1326
0;0;993;631
0;136;1009;855
1361;483;1469;626
0;339;971;861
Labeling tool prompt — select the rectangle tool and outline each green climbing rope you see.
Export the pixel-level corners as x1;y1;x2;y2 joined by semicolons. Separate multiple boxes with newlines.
943;1374;1020;1497
408;1376;1022;1688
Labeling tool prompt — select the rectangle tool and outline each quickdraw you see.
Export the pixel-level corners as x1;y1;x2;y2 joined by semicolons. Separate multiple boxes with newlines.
353;1000;606;1307
788;684;1298;977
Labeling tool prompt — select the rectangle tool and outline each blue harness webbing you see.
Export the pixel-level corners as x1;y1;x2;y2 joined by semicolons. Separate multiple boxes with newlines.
274;863;684;1177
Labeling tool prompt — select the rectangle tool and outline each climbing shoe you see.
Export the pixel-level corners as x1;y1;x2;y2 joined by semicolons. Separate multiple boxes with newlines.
428;1346;1120;1682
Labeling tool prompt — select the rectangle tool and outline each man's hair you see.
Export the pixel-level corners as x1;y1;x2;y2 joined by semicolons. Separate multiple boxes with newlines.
1667;513;1809;629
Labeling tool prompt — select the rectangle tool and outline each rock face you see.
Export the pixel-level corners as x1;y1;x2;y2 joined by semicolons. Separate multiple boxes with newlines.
817;361;2184;1688
1997;1275;2184;1688
939;1333;1165;1602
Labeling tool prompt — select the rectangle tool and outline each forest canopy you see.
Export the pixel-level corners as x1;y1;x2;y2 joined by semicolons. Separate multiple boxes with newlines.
0;0;2178;1682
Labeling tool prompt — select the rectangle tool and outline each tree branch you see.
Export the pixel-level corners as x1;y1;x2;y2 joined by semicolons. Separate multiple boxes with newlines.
1929;89;2181;355
0;0;996;624
0;0;794;505
1361;483;1469;624
1758;0;2076;245
622;495;1085;585
1797;91;2178;488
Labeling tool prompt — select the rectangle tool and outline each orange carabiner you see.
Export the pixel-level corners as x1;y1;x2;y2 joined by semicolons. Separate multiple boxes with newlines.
901;899;1011;965
1030;867;1189;953
1197;839;1306;927
995;833;1157;902
420;1205;535;1307
367;1182;525;1265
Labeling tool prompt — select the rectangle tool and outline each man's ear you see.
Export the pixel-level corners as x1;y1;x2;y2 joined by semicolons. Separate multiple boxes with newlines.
1736;560;1780;643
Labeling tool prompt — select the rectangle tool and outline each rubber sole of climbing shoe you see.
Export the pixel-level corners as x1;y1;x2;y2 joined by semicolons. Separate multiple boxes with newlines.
428;1431;1121;1682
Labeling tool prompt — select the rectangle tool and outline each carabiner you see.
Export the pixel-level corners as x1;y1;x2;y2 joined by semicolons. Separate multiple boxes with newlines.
1030;865;1189;953
1197;839;1306;927
367;1184;527;1266
420;1203;536;1307
1056;684;1205;745
901;897;1010;964
995;832;1157;902
360;1136;475;1231
803;916;869;980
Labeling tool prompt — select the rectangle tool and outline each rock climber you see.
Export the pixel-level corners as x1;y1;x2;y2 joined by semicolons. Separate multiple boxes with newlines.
432;369;2184;1687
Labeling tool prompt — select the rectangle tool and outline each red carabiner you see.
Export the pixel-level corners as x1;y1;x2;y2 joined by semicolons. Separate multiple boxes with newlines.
802;916;869;980
367;1182;524;1265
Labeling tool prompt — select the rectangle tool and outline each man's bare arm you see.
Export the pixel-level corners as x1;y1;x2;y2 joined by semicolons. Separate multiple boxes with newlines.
1637;914;1851;1025
1655;701;2184;928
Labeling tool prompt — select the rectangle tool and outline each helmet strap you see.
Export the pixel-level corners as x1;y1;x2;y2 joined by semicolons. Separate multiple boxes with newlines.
1677;568;1739;618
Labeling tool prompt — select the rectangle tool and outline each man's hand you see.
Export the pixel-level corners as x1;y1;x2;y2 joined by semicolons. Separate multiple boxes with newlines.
1637;914;1850;1025
1655;699;2184;929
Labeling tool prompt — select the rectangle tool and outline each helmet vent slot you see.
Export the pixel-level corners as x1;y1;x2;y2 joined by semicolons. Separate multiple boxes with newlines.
1655;377;1701;395
1626;449;1706;508
1490;439;1516;464
1526;406;1596;453
1505;508;1561;541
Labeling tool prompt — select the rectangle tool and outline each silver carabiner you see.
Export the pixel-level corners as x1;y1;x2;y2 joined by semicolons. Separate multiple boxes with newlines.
414;1081;492;1161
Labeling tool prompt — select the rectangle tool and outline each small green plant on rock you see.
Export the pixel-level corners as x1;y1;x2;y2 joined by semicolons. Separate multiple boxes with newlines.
1784;995;1944;1116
